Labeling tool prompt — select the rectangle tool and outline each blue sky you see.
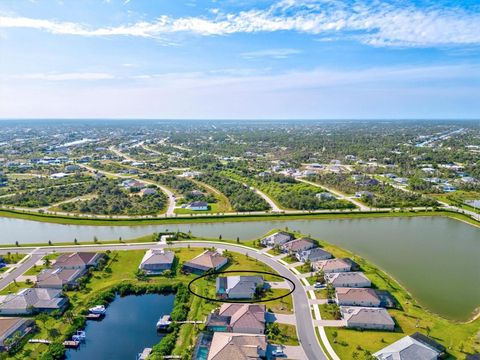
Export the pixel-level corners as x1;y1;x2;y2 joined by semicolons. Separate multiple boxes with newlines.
0;0;479;119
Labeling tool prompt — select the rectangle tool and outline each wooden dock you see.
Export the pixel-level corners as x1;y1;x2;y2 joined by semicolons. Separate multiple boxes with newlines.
29;339;51;344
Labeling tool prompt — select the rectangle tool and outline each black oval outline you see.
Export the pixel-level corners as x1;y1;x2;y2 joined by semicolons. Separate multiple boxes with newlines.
187;270;296;304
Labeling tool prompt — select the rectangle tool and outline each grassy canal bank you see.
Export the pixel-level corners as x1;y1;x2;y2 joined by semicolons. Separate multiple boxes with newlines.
0;207;478;228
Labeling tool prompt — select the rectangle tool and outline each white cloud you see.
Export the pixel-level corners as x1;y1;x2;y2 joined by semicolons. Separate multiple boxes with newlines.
241;48;301;59
0;1;479;47
3;72;115;81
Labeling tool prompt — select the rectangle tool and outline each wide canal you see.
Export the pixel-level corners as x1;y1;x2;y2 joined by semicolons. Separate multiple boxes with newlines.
66;294;175;360
0;215;478;321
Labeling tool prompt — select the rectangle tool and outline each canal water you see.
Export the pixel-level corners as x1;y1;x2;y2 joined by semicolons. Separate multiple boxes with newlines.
1;216;479;320
66;294;175;360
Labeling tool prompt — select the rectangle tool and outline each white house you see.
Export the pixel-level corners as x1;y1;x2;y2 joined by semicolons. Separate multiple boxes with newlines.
325;272;371;288
139;249;175;275
341;306;395;331
296;248;332;263
260;231;293;247
188;201;209;211
374;332;445;360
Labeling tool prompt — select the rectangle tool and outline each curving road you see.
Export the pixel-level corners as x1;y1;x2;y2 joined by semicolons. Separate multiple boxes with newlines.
78;164;177;216
249;185;282;212
0;241;328;360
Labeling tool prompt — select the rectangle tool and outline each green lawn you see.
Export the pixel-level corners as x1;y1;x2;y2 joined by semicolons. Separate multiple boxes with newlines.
282;254;299;264
1;252;26;264
24;253;61;276
319;304;341;320
295;263;312;273
267;323;299;346
0;281;34;295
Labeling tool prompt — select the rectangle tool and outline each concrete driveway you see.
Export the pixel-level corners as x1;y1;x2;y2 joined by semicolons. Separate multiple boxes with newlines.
268;344;308;360
266;312;297;325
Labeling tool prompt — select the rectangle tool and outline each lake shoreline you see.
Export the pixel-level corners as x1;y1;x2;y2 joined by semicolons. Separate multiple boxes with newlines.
0;207;478;228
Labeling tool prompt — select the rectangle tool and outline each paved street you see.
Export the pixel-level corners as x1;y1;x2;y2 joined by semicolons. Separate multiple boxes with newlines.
0;250;43;291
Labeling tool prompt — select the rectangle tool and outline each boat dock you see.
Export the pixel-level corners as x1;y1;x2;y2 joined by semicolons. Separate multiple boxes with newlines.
29;339;51;344
137;348;152;360
156;314;204;330
86;313;103;320
63;340;80;348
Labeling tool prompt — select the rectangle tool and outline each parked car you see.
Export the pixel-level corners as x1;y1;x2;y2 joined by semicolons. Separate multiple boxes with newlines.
327;298;335;304
272;349;285;357
314;282;325;288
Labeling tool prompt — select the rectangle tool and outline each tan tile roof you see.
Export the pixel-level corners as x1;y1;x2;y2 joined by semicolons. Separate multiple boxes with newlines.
186;250;227;269
218;304;266;331
313;258;351;272
0;317;28;338
55;252;102;268
36;268;85;287
281;238;316;252
207;332;267;360
336;288;380;303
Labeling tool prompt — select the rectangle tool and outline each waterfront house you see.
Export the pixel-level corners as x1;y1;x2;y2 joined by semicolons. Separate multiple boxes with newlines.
312;258;352;273
325;272;371;288
139;249;175;275
0;317;35;351
260;231;293;247
341;306;395;331
182;250;228;275
188;201;209;211
280;237;317;254
0;288;67;315
216;276;264;300
54;252;105;271
36;267;86;289
374;332;445;359
207;332;267;360
206;304;266;334
335;288;381;307
296;247;332;263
